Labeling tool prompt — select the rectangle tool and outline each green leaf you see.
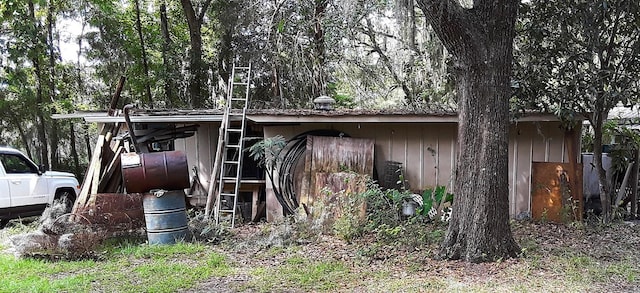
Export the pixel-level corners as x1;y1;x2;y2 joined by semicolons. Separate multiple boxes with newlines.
277;19;285;33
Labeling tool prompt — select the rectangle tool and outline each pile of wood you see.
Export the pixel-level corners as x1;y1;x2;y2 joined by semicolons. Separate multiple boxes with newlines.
70;76;199;218
72;77;127;215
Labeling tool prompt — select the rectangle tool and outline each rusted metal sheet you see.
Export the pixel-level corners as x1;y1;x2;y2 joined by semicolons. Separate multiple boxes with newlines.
313;172;368;220
121;151;190;193
531;162;583;222
74;193;145;233
302;136;374;207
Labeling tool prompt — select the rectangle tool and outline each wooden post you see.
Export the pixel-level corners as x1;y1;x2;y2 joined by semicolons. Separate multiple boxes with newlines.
204;113;227;218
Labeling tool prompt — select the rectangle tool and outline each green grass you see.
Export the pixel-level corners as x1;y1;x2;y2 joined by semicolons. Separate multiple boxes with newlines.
0;239;232;293
245;256;352;292
0;255;96;292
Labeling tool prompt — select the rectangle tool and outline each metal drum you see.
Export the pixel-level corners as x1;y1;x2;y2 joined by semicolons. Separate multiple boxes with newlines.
142;190;190;244
121;151;190;193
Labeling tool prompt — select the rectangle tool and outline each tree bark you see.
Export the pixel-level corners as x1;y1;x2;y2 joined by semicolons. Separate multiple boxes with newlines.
417;0;520;262
181;0;212;108
134;0;153;107
160;2;175;107
28;0;49;168
47;1;59;169
70;122;81;177
312;0;329;97
591;108;612;222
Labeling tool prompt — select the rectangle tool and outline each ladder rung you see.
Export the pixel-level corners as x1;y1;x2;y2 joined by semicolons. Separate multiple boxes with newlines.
219;209;235;213
226;144;240;148
233;82;249;86
219;192;237;197
222;176;238;181
234;66;250;70
230;98;248;101
227;129;243;133
227;112;245;115
224;161;240;165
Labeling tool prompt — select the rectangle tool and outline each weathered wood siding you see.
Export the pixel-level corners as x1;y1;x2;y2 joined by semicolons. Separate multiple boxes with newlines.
303;136;375;206
174;123;219;195
171;120;576;221
264;121;575;220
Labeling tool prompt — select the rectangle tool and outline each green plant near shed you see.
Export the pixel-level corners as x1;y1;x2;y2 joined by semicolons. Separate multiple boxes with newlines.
417;186;454;219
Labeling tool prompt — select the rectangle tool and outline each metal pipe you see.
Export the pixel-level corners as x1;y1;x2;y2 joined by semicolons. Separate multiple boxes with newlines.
123;104;139;153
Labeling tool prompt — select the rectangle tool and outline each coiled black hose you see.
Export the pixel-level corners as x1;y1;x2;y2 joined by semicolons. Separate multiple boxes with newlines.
271;129;349;215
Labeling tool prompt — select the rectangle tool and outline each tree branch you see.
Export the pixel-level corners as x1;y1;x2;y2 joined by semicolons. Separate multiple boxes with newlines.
198;0;212;22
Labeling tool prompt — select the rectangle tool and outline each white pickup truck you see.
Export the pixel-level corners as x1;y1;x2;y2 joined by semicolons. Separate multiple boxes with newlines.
0;146;80;227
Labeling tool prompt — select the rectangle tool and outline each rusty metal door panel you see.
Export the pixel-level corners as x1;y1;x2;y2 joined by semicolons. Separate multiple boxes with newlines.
531;162;582;222
303;136;375;205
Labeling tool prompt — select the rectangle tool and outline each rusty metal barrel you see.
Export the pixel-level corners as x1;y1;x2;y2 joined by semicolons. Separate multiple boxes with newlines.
142;190;190;244
121;151;190;193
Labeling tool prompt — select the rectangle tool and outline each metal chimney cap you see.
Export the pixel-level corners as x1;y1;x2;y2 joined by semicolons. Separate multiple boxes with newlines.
313;95;335;111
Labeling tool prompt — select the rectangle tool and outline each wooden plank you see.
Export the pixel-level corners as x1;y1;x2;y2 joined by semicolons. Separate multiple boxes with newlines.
422;124;438;189
73;131;106;212
308;136;374;202
313;172;367;222
98;146;124;192
298;137;313;207
205;114;227;217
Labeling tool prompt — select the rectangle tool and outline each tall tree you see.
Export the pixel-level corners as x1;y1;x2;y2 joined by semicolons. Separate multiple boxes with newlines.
133;0;153;107
28;0;51;168
513;0;640;222
180;0;212;108
416;0;521;262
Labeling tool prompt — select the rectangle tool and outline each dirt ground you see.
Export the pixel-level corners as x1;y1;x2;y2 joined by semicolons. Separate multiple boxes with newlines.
183;220;640;292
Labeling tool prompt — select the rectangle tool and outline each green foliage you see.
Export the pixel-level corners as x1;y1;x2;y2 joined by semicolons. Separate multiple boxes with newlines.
417;186;454;218
248;135;287;170
513;0;640;120
332;191;366;243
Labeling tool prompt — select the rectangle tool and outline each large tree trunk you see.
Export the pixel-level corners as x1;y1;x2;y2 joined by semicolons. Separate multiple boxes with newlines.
134;0;153;107
29;0;49;168
47;1;59;169
160;2;175;107
312;0;329;97
417;0;520;262
181;0;211;109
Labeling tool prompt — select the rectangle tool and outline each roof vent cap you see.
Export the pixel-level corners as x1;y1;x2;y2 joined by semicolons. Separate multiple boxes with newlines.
313;95;335;111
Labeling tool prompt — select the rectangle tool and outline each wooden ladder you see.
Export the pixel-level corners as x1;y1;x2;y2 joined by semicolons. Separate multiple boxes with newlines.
213;63;251;227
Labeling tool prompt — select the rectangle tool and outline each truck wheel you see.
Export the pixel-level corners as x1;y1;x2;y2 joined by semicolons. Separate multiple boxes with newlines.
55;190;76;213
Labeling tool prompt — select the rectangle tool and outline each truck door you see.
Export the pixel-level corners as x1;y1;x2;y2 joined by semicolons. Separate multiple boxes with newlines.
0;153;48;207
0;164;10;208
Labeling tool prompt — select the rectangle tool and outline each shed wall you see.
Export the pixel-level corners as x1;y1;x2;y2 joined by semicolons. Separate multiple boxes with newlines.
264;121;573;220
172;121;575;221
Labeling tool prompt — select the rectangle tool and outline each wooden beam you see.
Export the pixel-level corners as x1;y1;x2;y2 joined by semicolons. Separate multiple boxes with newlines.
98;146;124;192
204;113;227;218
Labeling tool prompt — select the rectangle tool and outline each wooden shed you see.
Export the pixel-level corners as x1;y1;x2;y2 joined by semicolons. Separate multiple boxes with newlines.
72;108;582;222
